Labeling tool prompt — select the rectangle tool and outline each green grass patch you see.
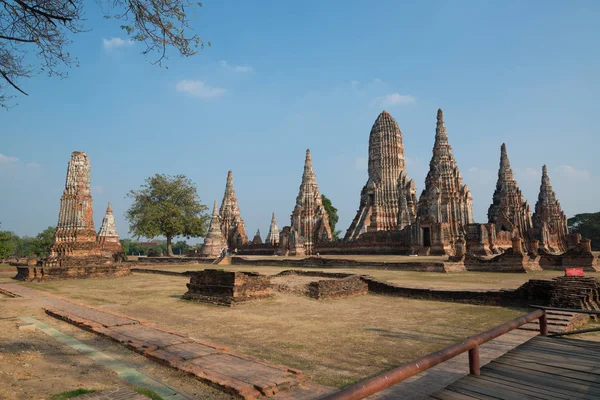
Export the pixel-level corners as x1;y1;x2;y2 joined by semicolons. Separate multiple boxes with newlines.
134;387;165;400
48;388;97;399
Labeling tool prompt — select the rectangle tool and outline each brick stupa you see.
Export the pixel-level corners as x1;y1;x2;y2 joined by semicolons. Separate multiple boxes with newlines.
219;171;248;250
345;111;417;241
290;149;332;255
97;203;123;256
487;144;532;238
265;212;280;246
17;152;130;280
532;165;569;253
417;109;474;240
49;151;101;258
200;201;227;257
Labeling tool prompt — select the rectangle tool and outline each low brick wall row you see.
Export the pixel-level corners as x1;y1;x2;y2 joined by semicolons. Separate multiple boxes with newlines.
130;268;196;277
15;265;131;282
231;256;459;272
141;257;215;264
360;276;518;306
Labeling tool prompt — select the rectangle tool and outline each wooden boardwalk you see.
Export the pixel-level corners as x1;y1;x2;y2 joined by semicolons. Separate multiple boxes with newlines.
367;330;538;399
429;336;600;399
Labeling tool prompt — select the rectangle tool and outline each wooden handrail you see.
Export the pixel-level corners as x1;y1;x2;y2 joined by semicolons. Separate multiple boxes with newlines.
529;305;600;315
321;309;547;400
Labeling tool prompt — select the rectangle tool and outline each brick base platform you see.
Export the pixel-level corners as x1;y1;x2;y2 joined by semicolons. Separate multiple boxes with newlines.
14;265;131;281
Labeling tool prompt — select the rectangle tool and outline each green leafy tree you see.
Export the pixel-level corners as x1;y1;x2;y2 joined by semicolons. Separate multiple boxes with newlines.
120;239;132;255
126;174;209;256
1;0;209;107
17;236;37;257
321;194;341;240
0;224;17;259
34;226;56;257
568;212;600;251
173;240;190;255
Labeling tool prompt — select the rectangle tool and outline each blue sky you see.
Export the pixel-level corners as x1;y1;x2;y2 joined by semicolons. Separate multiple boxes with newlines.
2;0;599;242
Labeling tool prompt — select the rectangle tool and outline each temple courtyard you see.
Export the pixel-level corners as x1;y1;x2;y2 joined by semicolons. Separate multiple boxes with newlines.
2;259;600;399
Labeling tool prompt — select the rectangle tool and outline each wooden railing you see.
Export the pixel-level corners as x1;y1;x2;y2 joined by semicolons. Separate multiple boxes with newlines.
321;309;548;400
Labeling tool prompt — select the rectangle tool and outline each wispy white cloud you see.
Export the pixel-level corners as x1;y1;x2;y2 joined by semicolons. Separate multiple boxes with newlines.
175;80;226;98
0;153;19;164
556;165;590;181
350;80;360;88
25;162;40;169
375;93;416;107
354;156;368;170
102;37;134;51
219;60;254;73
92;186;105;195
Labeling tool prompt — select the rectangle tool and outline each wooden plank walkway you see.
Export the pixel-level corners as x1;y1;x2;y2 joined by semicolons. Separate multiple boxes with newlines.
366;329;538;399
428;336;600;399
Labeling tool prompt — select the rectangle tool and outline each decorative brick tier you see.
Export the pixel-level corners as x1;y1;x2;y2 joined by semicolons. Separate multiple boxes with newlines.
14;264;131;282
183;269;272;306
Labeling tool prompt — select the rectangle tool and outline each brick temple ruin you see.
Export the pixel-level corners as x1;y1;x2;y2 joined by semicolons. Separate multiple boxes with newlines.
229;108;594;270
15;151;128;281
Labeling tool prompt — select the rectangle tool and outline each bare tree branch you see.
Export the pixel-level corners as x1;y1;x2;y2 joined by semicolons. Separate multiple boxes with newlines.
0;0;208;108
1;69;28;94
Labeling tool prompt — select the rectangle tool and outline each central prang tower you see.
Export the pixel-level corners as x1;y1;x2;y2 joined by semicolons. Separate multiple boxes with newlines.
345;111;416;241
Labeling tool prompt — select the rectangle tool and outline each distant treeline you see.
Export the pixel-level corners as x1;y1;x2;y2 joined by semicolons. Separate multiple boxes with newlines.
0;223;197;259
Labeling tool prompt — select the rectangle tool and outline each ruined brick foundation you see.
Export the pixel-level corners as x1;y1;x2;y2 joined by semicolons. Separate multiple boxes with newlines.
183;269;272;306
307;276;368;299
15;264;131;282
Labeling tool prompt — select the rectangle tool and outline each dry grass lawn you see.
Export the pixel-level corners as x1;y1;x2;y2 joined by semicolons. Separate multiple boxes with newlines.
136;263;600;290
33;273;527;387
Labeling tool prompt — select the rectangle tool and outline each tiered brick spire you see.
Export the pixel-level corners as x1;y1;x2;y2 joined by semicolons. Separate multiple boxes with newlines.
50;151;101;257
290;149;332;254
200;201;226;257
532;165;568;248
417;109;474;239
265;212;280;245
252;229;263;245
345;111;416;241
219;170;248;249
487;144;532;238
97;203;122;254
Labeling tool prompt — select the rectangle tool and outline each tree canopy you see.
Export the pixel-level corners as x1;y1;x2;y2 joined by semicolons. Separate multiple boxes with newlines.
0;224;56;258
126;174;209;256
568;212;600;251
0;0;209;107
321;194;341;239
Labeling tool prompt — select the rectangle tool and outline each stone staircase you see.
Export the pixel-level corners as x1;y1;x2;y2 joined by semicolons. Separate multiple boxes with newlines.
519;310;589;335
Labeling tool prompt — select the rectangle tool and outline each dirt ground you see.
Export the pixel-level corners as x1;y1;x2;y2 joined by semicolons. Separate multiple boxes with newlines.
0;291;232;400
30;273;527;387
136;263;600;290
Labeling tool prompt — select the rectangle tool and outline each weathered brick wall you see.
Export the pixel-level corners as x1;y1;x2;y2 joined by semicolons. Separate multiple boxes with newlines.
14;265;131;282
361;276;513;306
232;256;451;272
307;276;368;299
141;256;215;264
183;269;272;306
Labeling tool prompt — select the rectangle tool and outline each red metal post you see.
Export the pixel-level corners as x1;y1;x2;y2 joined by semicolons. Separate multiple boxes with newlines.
468;345;480;375
539;312;548;336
